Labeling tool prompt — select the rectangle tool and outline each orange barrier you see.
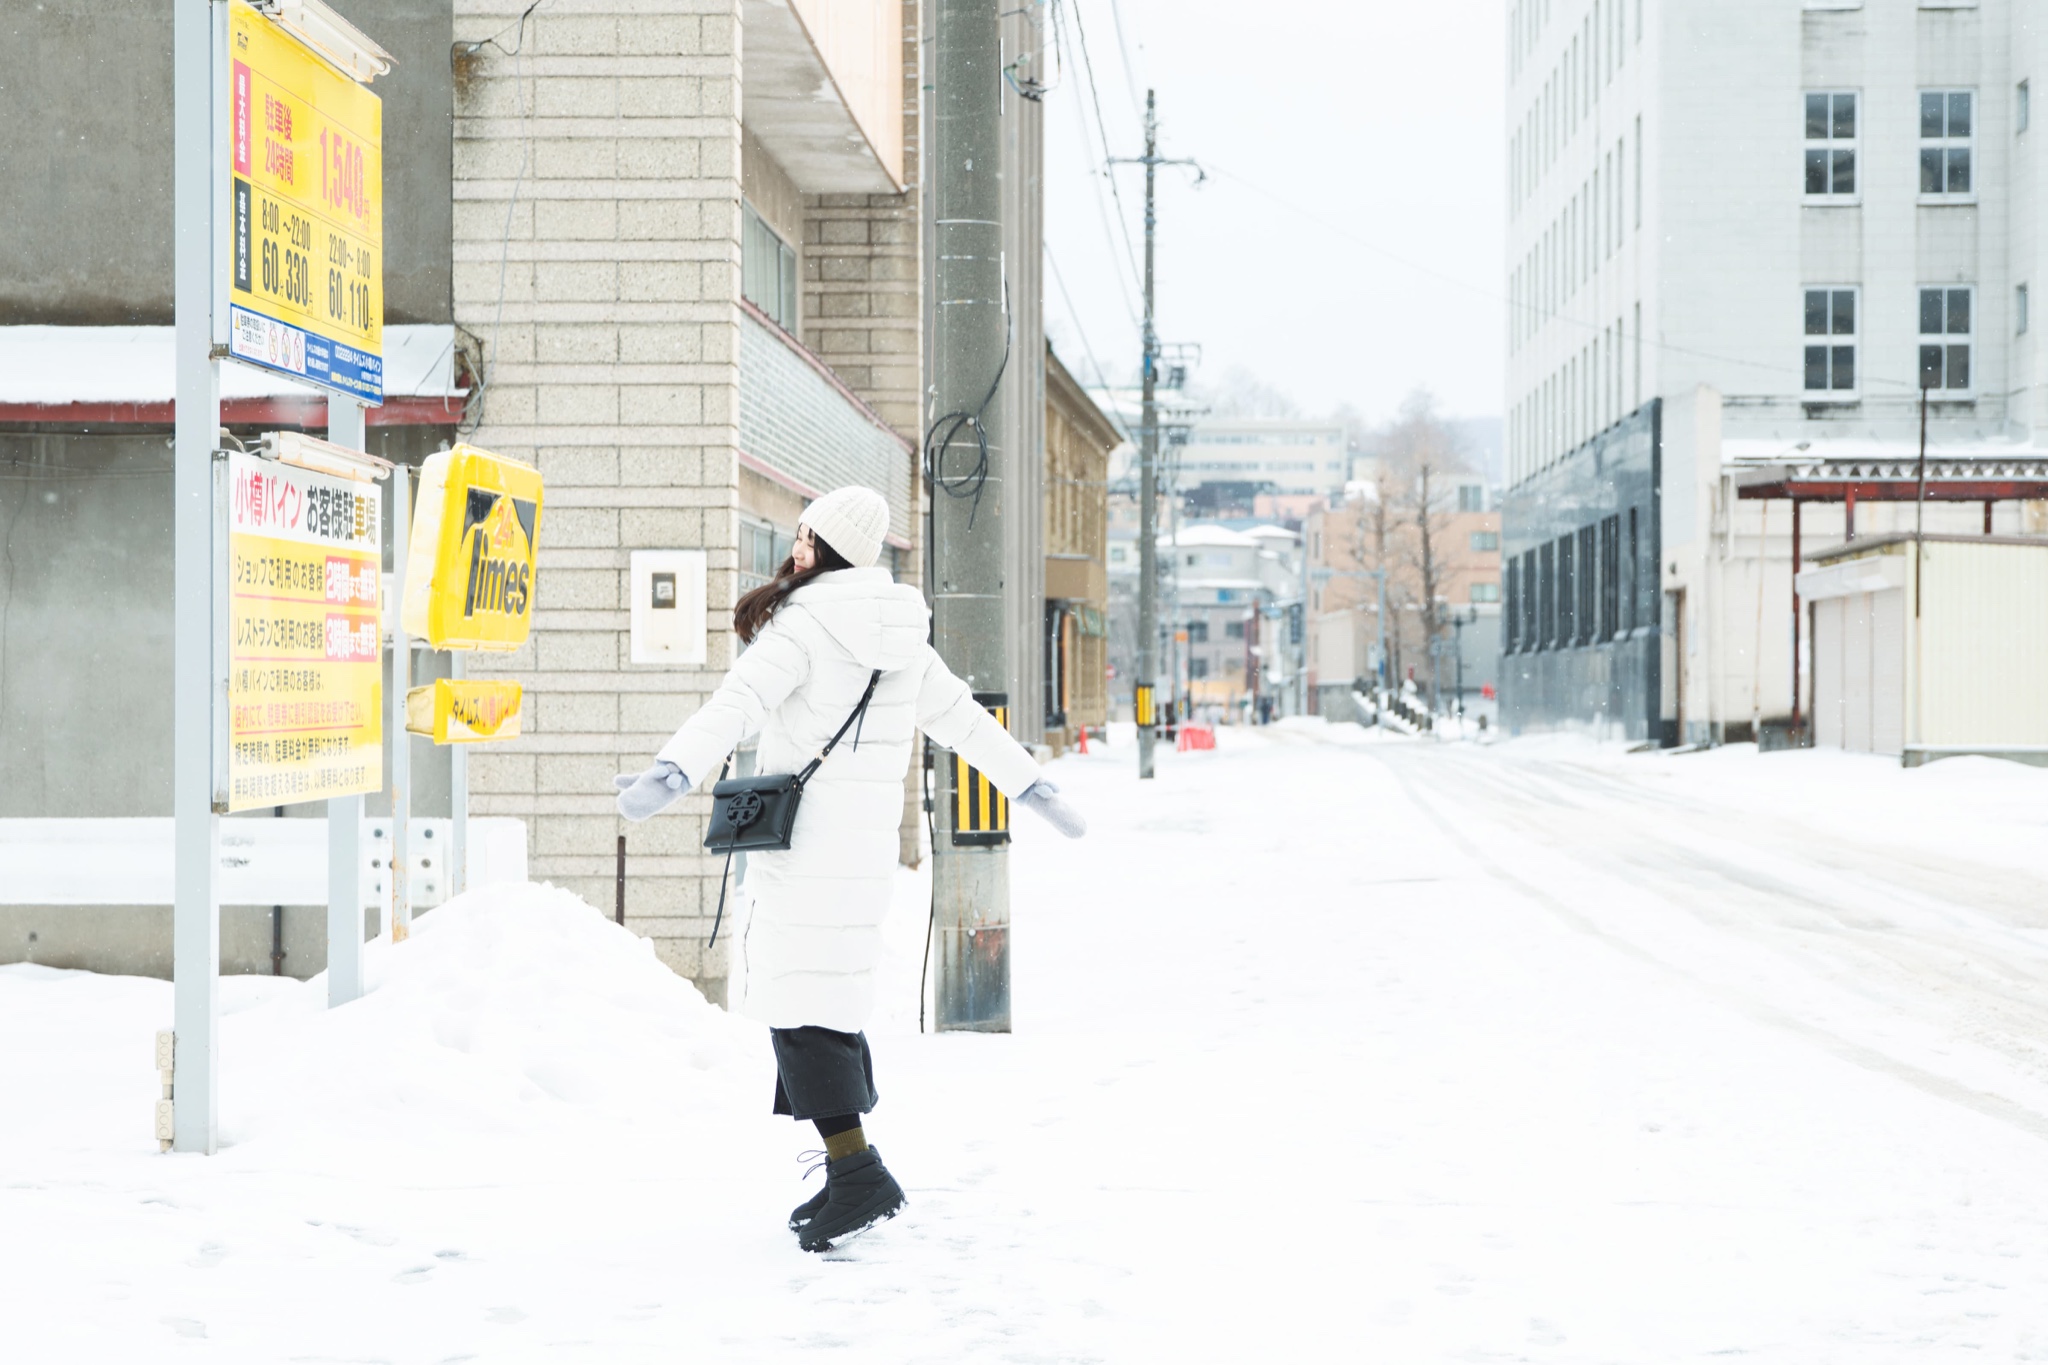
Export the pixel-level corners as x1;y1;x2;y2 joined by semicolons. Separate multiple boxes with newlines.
1176;724;1215;752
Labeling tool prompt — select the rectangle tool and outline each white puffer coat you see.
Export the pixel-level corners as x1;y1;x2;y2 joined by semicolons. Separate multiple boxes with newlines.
656;567;1042;1032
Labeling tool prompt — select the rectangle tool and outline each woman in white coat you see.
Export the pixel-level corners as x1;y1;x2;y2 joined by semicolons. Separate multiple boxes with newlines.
613;486;1086;1251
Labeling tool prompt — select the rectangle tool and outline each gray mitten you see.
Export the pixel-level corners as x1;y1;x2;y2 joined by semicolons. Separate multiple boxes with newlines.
1017;778;1086;838
614;761;689;822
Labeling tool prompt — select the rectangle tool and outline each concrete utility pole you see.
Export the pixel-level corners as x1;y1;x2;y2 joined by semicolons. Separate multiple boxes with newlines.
1133;96;1161;777
930;0;1011;1032
1112;91;1200;777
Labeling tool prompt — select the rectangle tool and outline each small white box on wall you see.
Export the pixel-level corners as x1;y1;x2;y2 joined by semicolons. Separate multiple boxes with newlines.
630;550;708;665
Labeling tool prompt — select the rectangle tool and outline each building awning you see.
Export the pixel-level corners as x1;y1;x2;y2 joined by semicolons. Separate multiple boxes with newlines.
1732;455;2048;502
0;325;469;427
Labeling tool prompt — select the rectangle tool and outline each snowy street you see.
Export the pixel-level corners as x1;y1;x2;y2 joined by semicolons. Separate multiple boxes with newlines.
9;723;2048;1361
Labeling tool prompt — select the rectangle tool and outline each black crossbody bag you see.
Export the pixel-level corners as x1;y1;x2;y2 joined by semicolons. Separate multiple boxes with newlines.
701;668;882;946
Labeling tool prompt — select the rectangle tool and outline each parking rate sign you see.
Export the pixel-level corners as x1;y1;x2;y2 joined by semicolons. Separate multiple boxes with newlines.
224;450;384;811
225;0;384;402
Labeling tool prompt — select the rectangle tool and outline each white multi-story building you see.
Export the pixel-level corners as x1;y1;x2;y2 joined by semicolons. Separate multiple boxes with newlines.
1501;0;2048;746
1171;420;1349;498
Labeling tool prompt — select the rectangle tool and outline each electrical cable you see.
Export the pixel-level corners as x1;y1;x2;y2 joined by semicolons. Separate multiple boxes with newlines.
1002;0;1060;102
1046;4;1142;330
452;3;547;435
921;280;1013;531
1205;159;1938;398
1056;0;1147;309
918;746;937;1033
1045;245;1134;441
1101;0;1147;120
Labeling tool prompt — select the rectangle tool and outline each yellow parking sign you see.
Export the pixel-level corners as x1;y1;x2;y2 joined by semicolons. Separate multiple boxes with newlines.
226;0;384;401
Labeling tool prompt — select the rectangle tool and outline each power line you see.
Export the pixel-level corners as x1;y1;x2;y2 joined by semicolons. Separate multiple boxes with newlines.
1059;0;1147;296
1101;0;1147;120
1204;160;1935;398
1045;245;1133;441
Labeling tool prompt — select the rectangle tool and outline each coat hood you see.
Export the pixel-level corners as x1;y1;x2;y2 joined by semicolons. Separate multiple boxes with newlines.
782;567;931;670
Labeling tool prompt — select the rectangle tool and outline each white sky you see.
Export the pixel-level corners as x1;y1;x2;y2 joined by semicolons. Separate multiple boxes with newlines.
1039;0;1506;427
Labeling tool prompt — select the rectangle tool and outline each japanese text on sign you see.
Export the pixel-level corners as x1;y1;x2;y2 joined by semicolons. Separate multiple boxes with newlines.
224;450;384;811
226;0;384;402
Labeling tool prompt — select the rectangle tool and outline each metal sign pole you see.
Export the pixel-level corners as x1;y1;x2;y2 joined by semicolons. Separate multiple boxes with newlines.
327;399;368;1005
172;0;226;1155
388;463;412;940
449;647;468;897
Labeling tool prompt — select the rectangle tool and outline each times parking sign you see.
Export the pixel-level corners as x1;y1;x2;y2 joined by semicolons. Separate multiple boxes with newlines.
225;0;384;403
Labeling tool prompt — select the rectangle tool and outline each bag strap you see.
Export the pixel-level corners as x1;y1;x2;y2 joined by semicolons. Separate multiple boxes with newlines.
708;847;735;948
794;669;884;788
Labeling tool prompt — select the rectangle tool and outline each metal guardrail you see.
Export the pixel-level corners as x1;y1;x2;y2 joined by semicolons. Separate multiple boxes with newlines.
0;816;527;908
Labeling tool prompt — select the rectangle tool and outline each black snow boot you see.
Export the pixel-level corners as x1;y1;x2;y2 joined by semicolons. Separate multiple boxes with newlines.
796;1147;906;1252
788;1167;830;1231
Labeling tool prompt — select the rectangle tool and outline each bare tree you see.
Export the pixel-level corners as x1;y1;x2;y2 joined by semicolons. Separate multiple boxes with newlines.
1374;390;1471;704
1196;364;1301;419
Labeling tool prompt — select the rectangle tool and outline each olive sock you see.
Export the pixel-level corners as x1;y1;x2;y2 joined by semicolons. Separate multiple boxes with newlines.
814;1115;868;1161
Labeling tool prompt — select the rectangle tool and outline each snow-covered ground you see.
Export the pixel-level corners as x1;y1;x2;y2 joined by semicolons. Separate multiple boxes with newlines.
7;722;2048;1361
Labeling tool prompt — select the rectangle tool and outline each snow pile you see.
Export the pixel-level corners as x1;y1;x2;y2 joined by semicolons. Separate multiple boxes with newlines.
215;883;755;1168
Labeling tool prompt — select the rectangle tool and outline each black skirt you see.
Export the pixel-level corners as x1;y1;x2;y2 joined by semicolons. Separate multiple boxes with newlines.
769;1025;879;1120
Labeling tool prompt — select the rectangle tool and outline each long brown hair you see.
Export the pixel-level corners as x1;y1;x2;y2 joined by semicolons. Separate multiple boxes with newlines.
733;531;853;643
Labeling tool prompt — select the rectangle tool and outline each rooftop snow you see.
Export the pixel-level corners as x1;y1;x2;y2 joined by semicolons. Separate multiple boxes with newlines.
0;325;464;403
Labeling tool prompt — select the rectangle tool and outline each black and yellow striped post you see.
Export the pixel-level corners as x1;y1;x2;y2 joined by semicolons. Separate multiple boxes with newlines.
950;696;1011;847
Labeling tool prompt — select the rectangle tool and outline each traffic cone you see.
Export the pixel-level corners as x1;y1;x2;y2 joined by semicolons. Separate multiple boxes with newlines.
1077;727;1090;755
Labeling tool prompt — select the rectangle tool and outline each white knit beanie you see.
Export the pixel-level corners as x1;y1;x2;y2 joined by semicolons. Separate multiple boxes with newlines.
799;486;891;569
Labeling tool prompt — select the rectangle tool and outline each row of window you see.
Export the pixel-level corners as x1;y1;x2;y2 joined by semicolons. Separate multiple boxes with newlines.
1801;284;2018;397
1509;0;1638;206
1510;303;1641;482
1503;510;1643;654
1511;122;1640;351
1803;89;2010;202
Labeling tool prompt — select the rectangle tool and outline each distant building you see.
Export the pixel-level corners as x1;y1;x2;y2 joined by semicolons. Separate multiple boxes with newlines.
1041;348;1121;754
1107;521;1304;716
1501;0;2048;745
1174;419;1349;500
1306;476;1502;716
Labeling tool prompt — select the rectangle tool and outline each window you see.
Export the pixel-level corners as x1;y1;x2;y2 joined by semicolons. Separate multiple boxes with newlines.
2021;80;2032;134
2020;283;2031;335
1520;549;1538;650
1190;658;1210;680
1598;514;1620;640
1626;508;1640;632
1470;530;1501;552
1576;525;1597;644
1224;620;1246;640
1458;484;1487;512
1919;286;1973;393
1505;559;1521;650
1920;91;1974;198
742;203;798;331
1803;287;1857;396
1804;92;1857;198
1187;620;1209;644
1555;533;1577;646
738;519;795;594
1538;542;1556;648
1633;116;1643;227
1470;582;1502;604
